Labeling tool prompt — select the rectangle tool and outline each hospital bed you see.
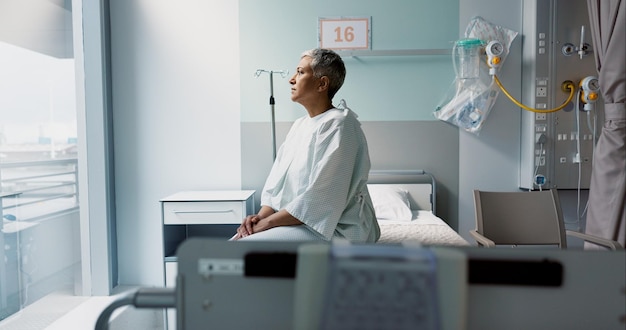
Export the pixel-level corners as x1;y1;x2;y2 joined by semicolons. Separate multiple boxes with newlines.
95;239;626;330
368;170;468;246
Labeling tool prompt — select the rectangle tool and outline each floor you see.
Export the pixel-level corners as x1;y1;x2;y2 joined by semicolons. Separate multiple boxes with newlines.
0;287;165;330
0;291;88;330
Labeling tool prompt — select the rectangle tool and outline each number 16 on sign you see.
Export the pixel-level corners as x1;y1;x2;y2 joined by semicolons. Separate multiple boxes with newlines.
319;17;371;50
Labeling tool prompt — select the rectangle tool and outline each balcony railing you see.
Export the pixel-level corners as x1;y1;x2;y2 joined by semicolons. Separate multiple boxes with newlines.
1;158;79;221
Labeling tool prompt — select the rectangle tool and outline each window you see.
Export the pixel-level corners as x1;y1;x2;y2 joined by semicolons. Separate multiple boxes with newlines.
0;1;81;323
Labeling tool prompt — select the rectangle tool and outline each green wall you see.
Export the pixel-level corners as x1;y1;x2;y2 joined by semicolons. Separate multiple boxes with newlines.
240;0;459;122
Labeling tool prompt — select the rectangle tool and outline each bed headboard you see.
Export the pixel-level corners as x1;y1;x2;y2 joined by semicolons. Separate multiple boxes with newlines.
368;170;437;215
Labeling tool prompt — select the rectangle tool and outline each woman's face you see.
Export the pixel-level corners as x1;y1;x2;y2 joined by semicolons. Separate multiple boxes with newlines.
289;56;320;105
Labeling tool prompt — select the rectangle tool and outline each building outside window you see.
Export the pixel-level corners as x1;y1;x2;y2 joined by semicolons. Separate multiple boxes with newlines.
0;1;82;323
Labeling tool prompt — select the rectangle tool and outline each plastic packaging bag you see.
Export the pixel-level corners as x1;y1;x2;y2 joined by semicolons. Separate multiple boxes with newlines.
434;16;518;134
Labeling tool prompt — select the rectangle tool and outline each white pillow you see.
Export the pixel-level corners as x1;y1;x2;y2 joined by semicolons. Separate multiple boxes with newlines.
367;184;413;221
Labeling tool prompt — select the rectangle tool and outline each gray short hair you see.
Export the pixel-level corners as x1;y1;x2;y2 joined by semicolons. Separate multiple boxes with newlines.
301;48;346;100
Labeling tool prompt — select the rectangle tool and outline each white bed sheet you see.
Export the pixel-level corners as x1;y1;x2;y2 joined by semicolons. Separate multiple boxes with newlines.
377;210;469;246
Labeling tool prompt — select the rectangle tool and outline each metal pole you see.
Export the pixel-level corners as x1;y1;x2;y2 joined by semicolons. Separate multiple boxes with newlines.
269;72;276;160
255;69;288;161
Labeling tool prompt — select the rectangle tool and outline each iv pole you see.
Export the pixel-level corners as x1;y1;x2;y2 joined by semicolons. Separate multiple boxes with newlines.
255;69;288;160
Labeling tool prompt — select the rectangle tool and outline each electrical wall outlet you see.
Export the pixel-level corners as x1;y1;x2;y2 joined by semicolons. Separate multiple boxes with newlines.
535;113;547;120
536;86;548;97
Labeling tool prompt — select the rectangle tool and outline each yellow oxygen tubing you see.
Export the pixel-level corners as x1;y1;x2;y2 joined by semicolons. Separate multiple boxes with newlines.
493;75;576;113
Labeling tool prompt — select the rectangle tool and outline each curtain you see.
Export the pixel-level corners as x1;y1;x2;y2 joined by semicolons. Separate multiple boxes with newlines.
584;0;625;249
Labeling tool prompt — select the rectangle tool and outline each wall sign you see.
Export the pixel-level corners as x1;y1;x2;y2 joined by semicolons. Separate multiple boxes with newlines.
318;17;371;50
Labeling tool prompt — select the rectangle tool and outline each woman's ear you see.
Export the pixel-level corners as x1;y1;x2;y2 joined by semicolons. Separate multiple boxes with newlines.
318;76;330;92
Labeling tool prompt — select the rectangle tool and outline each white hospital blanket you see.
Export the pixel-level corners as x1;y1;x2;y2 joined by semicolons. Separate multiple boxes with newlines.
377;211;469;246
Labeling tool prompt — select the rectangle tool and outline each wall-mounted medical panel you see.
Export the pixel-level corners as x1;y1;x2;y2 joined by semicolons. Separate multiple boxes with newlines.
520;0;602;190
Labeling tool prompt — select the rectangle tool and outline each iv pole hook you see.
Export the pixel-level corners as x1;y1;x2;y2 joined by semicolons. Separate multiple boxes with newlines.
255;69;288;160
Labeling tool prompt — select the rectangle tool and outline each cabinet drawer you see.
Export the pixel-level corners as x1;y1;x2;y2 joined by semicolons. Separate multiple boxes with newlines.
163;201;244;224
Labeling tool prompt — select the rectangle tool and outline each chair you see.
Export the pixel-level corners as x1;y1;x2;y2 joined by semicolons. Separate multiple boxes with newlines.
470;189;623;250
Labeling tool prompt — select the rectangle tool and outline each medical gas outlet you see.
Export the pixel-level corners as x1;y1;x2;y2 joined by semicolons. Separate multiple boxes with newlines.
486;40;504;75
580;76;600;110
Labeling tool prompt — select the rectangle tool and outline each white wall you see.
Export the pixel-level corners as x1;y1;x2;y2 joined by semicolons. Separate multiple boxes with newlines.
109;1;242;286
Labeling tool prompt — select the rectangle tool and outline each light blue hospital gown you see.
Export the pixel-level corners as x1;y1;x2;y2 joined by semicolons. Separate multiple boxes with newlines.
243;108;380;242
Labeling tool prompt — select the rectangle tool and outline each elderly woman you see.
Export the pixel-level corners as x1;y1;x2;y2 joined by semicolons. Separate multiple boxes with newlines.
233;48;380;242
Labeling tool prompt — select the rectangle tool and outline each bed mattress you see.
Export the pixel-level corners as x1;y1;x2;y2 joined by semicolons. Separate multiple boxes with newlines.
377;211;469;246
